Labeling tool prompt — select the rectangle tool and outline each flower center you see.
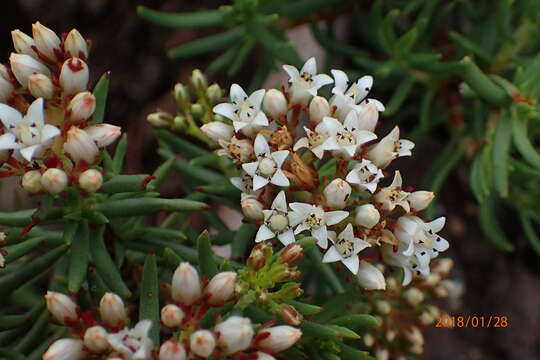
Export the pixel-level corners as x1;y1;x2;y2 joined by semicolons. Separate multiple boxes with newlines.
306;212;323;229
239;102;256;123
258;157;277;177
388;189;405;202
19;124;40;145
267;212;289;233
301;72;313;84
335;238;354;258
308;132;325;147
337;130;355;146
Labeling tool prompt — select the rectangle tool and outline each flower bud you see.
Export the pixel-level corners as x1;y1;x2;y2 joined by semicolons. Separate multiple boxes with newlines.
214;316;254;355
159;339;187;360
255;352;277;360
279;243;303;265
366;127;399;168
375;347;389;360
363;333;375;347
32;22;61;61
263;89;288;119
147;112;173;128
431;258;454;275
11;30;36;57
45;291;78;324
85;123;122;148
190;330;216;358
323;178;351;209
256;325;302;352
403;287;424;306
0;72;14;103
357;260;386;290
419;311;434;325
279;304;303;326
190;103;204;118
9;52;50;88
204;271;237;305
78;169;103;192
67;91;96;121
171;262;201;305
173;83;191;106
27;73;54;99
41;168;68;194
206;83;222;104
355;204;380;229
375;300;391;315
43;339;85;360
357;103;379;132
64;29;88;59
99;292;126;328
22;170;43;193
160;304;185;328
191;69;208;91
241;196;264;221
309;96;331;124
247;244;270;270
200;122;233;143
407;191;434;211
83;326;109;353
404;326;424;347
171;115;188;132
64;126;99;164
60;58;89;95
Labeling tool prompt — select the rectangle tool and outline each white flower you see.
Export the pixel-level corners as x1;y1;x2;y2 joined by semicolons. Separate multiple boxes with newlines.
345;159;384;193
366;126;414;168
283;57;333;105
160;304;185;328
204;271;237;305
100;293;127;328
256;325;302;353
255;191;295;245
11;29;36;57
40;168;68;195
59;57;89;95
242;134;289;190
381;242;424;286
213;84;268;133
356;260;386;290
230;174;258;196
171;262;201;305
322;115;377;157
217;136;254;163
45;291;78;324
354;204;380;229
323;178;352;209
201;121;234;143
190;330;216;358
64;29;88;59
407;191;435;211
84;326;109;353
107;320;153;360
374;171;410;212
308;96;330;123
0;98;60;162
263;89;287;119
241;194;265;221
64;126;99;164
293;122;329;159
85;123;122;148
214;316;254;355
43;338;85;360
330;70;380;120
322;224;370;274
288;202;348;248
32;22;61;61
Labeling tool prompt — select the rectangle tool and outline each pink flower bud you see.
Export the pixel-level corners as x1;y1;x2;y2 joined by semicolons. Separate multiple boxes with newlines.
41;168;68;195
9;52;50;88
190;330;216;357
43;338;85;360
171;262;201;305
263;89;288;119
407;191;434;211
67;91;95;122
99;292;126;328
309;96;330;123
159;339;187;360
0;71;14;103
60;58;89;95
32;22;61;61
214;316;254;355
201;121;234;143
323;178;351;209
279;243;303;265
355;204;380;229
21;170;43;193
64;29;88;59
279;304;303;326
356;261;386;290
78;169;103;192
204;271;236;305
241;196;264;221
357;103;379;132
11;29;36;57
28;73;54;99
160;304;185;328
256;326;302;353
64;126;99;164
45;291;78;324
83;326;109;353
85;123;122;148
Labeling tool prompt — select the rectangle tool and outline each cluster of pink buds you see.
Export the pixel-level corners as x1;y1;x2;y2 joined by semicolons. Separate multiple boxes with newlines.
0;23;121;194
202;57;450;286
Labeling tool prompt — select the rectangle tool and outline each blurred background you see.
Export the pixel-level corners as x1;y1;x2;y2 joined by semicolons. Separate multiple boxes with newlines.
1;1;540;359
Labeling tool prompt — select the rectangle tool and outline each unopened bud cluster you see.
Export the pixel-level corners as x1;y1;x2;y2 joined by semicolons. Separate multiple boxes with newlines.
0;23;121;194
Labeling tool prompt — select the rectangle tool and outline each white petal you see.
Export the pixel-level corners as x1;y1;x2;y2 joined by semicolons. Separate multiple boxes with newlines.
331;69;349;95
345;169;360;184
270;169;290;187
293;137;309;151
233;119;248;132
25;98;44;127
0;133;19;150
365;98;385;111
428;217;445;233
433;236;449;252
252;111;269;127
20;144;41;161
364;182;377;193
289;202;313;215
288;211;305;228
353;238;371;253
271;150;289;167
230;84;248;104
294;223;310;235
342;255;360;274
322;137;339;151
355;130;377;144
312;145;325;159
322;246;342;263
339;223;355;241
313;74;333;89
325;211;349;226
249;89;266;109
283;64;300;81
230;177;245;191
344;145;357;157
242;162;259;176
277;229;295;246
390;171;402;188
41;124;61;143
401;267;412;285
312;226;329;249
254;134;270;156
0;103;23;129
255;224;275;242
322;117;342;135
213;103;237;121
301;57;317;75
272;191;287;212
252;175;269;191
356;76;373;95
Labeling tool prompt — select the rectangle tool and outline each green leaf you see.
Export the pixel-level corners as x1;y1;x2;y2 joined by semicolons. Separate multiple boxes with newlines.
156;129;209;158
102;174;151;193
68;220;89;293
519;211;540;256
3;237;46;264
13;311;48;352
300;321;347;340
338;343;372;360
478;196;515;252
459;56;510;106
207;44;241;75
89;72;110;125
139;253;159;345
328;314;379;331
228;37;255;77
305;246;344;294
112;134;128;175
88;267;109;303
95;197;208;217
450;32;491;64
511;106;540;169
137;6;224;28
283;299;322;315
197;230;218;277
231;223;257;261
492;111;512;198
0;209;36;227
168;27;244;60
247;21;302;67
148;157;177;191
383;77;415;116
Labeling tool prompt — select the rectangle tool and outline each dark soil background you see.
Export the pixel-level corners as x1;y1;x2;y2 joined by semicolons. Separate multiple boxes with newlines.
1;1;539;359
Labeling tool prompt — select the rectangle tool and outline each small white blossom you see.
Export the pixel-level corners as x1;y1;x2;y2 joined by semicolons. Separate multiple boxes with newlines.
41;168;68;195
357;260;386;290
9;52;50;88
407;191;435;211
0;98;60;162
190;329;216;358
242;134;289;190
99;292;126;328
43;339;85;360
204;271;237;305
200;121;234;143
322;115;377;157
263;89;287;119
84;326;109;353
256;325;302;353
323;178;352;209
308;96;330;123
322;224;370;274
381;242;424;286
330;70;378;120
241;193;265;221
171;262;201;306
255;191;295;245
214;316;254;355
345;159;384;193
366;126;414;168
283;57;333;106
107;320;153;360
374;171;410;212
293;122;329;159
213;84;268;133
288;202;348;248
354;204;380;229
217;136;254;163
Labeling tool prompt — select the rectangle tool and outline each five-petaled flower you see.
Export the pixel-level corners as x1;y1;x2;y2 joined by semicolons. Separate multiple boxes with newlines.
322;115;377;157
346;159;384;193
107;320;153;360
322;223;371;274
374;171;410;212
255;190;295;245
293;122;329;159
283;57;333;106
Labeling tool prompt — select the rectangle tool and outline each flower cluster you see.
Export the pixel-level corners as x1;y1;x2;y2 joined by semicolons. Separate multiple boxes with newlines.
0;23;121;194
202;58;449;286
43;261;302;360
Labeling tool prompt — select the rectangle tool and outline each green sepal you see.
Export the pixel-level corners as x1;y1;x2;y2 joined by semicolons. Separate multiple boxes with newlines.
89;72;110;125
